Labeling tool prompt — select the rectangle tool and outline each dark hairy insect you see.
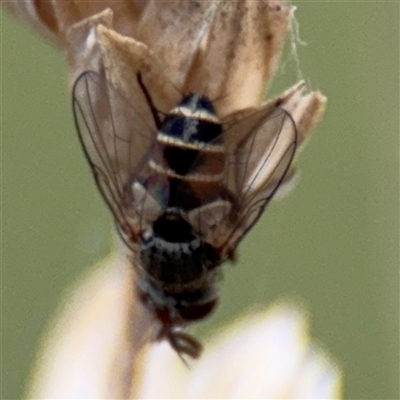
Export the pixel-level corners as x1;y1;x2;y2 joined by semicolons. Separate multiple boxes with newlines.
72;69;297;360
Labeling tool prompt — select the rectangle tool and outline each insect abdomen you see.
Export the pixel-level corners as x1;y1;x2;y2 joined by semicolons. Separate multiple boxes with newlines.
140;213;219;287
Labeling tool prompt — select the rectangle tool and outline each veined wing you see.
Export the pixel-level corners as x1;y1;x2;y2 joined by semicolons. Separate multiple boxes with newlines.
72;70;160;245
191;105;297;257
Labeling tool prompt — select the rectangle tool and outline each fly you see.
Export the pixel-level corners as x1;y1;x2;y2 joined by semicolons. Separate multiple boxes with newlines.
72;68;297;360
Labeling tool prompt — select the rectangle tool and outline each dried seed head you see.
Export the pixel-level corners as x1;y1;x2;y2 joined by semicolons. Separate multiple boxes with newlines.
61;1;326;154
4;0;326;143
3;0;146;47
61;1;293;113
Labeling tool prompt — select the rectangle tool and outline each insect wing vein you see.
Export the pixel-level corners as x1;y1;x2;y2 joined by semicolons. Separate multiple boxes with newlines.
72;70;157;239
219;107;297;253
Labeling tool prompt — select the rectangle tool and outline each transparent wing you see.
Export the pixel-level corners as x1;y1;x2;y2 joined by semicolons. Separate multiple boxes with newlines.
72;70;159;242
211;106;297;255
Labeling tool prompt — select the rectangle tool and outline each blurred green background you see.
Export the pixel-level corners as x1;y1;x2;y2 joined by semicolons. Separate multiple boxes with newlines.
2;2;398;399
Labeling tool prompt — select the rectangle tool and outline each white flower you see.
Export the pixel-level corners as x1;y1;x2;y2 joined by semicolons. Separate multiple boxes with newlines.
27;257;342;399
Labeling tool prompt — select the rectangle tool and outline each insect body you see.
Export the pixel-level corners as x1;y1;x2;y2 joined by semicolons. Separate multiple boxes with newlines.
136;93;229;358
73;70;297;359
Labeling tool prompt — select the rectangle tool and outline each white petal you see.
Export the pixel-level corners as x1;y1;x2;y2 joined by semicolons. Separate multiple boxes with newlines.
287;344;342;399
26;252;148;399
134;342;189;399
184;303;342;399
